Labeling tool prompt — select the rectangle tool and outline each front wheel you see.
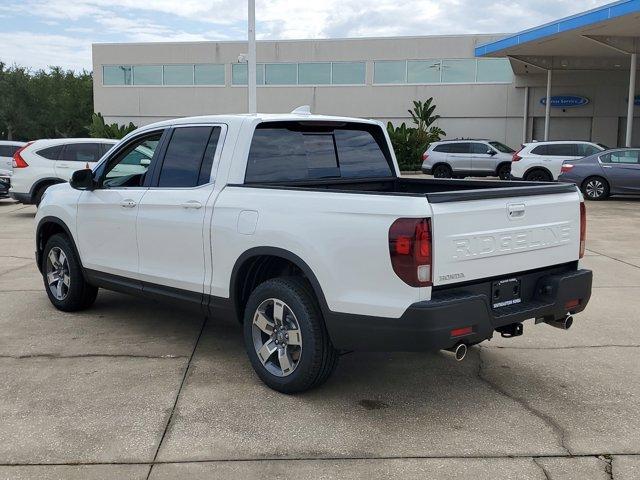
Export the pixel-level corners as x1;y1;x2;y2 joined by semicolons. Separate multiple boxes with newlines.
42;234;98;311
243;277;338;393
582;176;610;200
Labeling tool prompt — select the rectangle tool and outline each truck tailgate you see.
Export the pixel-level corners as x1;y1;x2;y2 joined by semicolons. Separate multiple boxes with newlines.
430;190;581;286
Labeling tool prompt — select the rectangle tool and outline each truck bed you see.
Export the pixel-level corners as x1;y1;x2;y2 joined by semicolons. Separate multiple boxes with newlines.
241;177;577;203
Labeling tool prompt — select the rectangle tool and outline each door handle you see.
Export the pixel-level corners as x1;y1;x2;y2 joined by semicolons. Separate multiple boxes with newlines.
181;200;202;209
58;163;70;168
602;165;612;168
121;199;137;208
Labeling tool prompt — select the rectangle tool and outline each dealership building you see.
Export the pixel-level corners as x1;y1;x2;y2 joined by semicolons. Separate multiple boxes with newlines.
92;0;640;149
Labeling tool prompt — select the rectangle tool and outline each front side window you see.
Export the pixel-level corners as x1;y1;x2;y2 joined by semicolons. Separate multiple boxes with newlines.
0;145;21;157
245;122;393;183
157;126;221;187
61;143;103;162
102;132;163;188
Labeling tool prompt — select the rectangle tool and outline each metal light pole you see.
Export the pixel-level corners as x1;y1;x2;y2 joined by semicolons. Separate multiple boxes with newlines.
248;0;257;114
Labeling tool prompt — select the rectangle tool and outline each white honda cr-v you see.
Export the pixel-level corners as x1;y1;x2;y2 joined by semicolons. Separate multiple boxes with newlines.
510;141;605;182
9;138;117;205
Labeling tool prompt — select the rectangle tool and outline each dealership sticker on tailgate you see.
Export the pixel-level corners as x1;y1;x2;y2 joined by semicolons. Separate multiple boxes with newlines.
492;278;522;309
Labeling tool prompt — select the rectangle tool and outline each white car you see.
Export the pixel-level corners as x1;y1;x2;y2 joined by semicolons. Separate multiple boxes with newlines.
510;141;606;182
9;138;118;205
422;139;515;179
0;140;26;178
35;111;592;393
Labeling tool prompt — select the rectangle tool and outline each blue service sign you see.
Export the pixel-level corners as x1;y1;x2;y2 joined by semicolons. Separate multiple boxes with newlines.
540;95;590;108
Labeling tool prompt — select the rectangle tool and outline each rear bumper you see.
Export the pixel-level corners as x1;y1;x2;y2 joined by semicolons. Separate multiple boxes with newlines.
421;167;433;175
0;178;9;198
324;265;592;351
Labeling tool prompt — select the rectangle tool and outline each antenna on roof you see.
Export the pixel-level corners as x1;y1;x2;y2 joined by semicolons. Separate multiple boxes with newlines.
291;105;312;115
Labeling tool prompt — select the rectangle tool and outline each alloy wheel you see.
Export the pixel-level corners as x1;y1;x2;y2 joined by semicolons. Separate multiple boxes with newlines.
585;179;605;199
46;247;70;301
251;298;303;377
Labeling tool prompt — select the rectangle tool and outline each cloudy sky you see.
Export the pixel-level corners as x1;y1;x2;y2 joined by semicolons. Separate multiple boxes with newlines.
0;0;610;71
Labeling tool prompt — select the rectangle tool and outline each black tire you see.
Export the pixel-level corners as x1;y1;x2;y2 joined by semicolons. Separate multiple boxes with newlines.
581;176;610;201
34;183;52;207
432;164;452;178
42;234;98;311
243;277;338;393
523;169;552;182
496;163;511;180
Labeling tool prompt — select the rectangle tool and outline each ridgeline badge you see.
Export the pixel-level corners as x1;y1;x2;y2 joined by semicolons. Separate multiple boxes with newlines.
540;95;590;108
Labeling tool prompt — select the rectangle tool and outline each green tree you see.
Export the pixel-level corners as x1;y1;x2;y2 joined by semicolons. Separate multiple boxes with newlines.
387;98;446;171
88;112;137;139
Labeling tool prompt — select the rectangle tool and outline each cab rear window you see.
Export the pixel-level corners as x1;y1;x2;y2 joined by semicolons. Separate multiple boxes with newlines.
245;122;394;183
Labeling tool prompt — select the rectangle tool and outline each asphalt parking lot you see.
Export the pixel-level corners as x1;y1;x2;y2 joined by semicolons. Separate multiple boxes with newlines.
1;196;639;479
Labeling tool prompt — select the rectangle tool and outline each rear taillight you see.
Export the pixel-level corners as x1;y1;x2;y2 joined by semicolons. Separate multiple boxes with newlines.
579;202;586;259
422;153;429;161
12;142;33;168
389;218;432;287
561;164;574;173
512;150;522;162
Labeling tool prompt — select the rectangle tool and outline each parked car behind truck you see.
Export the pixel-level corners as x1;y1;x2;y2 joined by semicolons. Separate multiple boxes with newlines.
422;139;514;179
35;111;592;393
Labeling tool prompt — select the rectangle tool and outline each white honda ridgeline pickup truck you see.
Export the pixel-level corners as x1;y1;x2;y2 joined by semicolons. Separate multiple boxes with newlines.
35;111;592;393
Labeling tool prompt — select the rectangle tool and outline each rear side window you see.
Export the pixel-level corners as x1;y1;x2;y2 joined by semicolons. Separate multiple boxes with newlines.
576;144;600;156
448;143;472;154
245;122;393;183
531;145;547;155
61;143;103;162
157;126;221;188
432;144;451;153
37;145;63;160
546;144;577;156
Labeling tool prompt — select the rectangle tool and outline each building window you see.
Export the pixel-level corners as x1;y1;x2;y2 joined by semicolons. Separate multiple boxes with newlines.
231;63;265;85
441;59;476;83
103;65;132;85
331;62;365;85
133;65;162;85
407;60;441;83
163;65;194;85
476;58;512;83
298;63;331;85
265;63;297;85
194;64;225;85
373;61;406;84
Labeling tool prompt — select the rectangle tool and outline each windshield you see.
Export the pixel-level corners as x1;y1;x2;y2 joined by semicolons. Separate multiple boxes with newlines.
489;141;515;153
597;143;609;150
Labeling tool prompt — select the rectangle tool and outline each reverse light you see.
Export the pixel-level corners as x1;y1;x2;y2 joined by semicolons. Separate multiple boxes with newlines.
561;164;574;173
579;202;586;259
389;218;432;287
12;142;33;168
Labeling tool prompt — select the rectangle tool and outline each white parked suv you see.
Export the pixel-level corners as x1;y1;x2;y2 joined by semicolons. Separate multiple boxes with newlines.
422;139;515;180
9;138;117;205
510;141;605;182
0;140;26;179
35;112;592;393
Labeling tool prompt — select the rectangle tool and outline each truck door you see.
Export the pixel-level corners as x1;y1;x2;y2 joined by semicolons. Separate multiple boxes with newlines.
136;125;226;296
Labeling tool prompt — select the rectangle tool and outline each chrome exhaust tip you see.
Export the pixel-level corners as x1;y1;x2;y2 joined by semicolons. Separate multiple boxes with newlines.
445;343;467;361
545;314;573;330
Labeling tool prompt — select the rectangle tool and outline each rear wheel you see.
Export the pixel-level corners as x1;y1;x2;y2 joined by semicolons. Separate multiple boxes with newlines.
42;234;98;311
582;176;610;200
34;183;53;207
524;169;552;182
243;277;338;393
432;164;452;178
496;163;511;180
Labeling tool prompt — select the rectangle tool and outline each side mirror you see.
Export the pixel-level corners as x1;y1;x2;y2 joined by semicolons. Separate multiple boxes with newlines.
487;149;497;156
70;168;95;191
140;158;151;167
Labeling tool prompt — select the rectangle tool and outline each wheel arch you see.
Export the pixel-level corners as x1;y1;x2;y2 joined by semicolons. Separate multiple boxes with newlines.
523;166;553;179
30;177;65;198
228;247;330;324
495;161;511;175
35;216;84;275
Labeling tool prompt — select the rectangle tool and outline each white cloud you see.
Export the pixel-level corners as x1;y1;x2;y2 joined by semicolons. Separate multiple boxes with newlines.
0;32;92;71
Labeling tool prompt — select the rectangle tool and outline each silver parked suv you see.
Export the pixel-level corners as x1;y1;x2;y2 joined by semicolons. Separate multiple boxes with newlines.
421;139;515;179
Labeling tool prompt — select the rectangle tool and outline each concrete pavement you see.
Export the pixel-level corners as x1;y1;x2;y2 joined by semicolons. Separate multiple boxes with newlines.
0;196;638;479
